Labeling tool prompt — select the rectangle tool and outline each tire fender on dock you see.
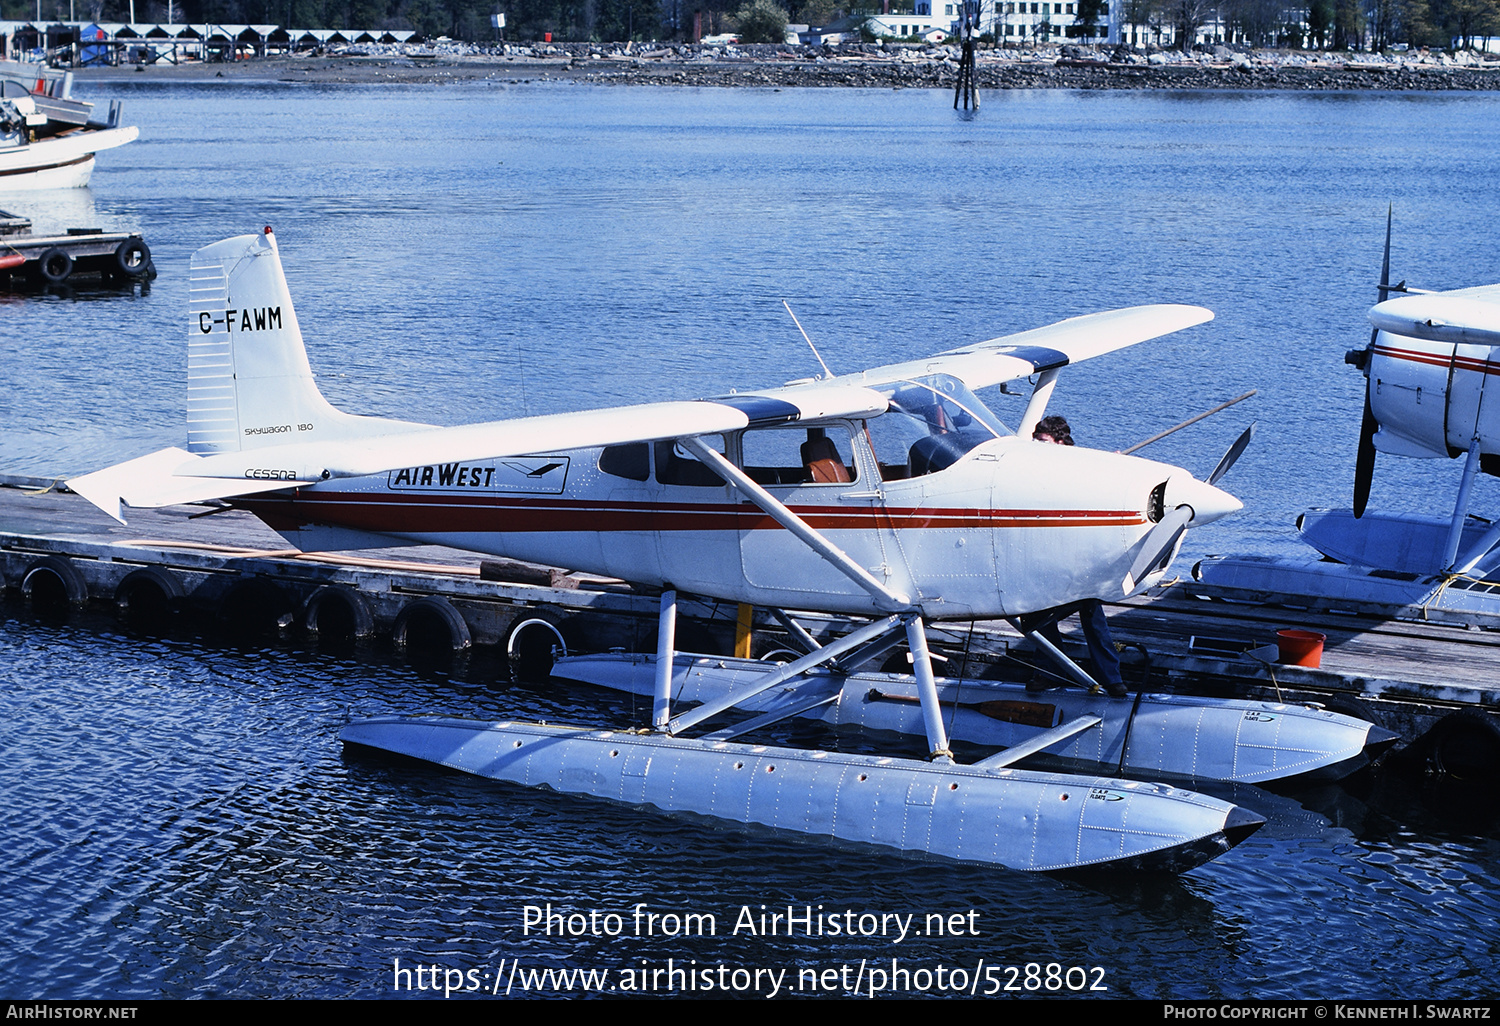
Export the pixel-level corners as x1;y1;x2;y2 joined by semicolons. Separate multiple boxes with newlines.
35;247;73;285
506;613;568;680
114;567;184;630
21;555;88;611
1406;709;1500;781
113;238;151;280
217;577;295;638
391;596;471;653
302;585;375;641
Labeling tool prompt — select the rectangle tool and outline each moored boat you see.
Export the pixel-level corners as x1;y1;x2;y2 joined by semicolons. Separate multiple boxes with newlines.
0;59;137;190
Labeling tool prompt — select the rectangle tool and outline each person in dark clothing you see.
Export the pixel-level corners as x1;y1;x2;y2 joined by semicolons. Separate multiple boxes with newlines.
1029;415;1128;699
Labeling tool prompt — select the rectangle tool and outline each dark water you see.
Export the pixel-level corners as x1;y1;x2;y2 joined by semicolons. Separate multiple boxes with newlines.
2;82;1500;999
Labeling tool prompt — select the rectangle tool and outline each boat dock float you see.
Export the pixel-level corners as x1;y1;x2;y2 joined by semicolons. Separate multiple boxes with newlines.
2;476;1496;770
0;475;735;666
0;209;154;285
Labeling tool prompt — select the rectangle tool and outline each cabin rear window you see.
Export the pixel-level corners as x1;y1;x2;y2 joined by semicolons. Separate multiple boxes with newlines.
655;437;726;487
599;442;649;481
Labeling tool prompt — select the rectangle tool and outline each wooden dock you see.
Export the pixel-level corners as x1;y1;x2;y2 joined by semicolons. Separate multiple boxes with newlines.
0;209;154;285
3;476;1496;758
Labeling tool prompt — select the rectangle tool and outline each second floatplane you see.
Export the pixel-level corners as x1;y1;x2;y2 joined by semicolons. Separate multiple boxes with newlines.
68;229;1390;872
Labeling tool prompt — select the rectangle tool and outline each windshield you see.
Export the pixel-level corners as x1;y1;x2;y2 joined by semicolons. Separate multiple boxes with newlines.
866;373;1012;480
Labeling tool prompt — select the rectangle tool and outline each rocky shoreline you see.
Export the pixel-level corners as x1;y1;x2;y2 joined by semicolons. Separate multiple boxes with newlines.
74;43;1500;91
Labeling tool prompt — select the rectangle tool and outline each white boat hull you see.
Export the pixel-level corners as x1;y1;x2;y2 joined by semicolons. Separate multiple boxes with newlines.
552;653;1392;785
0;126;137;191
340;716;1264;873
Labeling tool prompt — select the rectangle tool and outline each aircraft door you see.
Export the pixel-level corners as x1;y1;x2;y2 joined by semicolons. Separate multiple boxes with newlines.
1368;331;1455;459
651;436;744;595
1445;341;1500;458
596;441;664;584
737;424;900;604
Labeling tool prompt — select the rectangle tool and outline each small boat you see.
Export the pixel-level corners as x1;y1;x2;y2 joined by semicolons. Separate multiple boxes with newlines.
0;60;137;190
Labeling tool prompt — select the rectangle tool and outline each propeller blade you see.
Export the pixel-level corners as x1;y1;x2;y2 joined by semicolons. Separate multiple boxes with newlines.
1354;389;1378;519
1206;422;1256;487
1353;209;1390;520
1378;203;1393;305
1123;504;1194;594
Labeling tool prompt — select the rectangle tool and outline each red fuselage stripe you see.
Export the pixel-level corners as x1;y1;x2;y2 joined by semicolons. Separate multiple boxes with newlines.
1374;343;1500;376
243;491;1147;534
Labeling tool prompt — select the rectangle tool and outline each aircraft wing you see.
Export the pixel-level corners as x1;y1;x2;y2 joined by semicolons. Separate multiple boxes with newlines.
67;297;1208;525
844;305;1215;391
1370;284;1500;347
67;384;890;523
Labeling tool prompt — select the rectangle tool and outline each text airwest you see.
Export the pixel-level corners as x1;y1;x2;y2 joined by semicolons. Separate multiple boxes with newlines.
197;306;283;334
388;458;569;492
391;464;499;489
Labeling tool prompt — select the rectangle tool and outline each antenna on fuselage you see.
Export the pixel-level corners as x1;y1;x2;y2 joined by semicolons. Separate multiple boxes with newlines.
783;300;834;380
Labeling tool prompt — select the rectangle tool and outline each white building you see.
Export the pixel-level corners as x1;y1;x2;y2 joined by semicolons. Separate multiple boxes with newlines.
986;1;1114;44
856;2;1117;45
863;2;951;41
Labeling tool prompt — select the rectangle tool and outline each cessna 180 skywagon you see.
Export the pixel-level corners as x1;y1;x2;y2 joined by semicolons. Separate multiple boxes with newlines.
69;229;1391;872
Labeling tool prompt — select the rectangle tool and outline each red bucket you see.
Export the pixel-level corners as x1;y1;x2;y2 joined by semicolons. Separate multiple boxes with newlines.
1275;629;1326;668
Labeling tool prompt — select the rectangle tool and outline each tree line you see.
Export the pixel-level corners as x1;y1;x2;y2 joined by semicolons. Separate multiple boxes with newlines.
1124;0;1497;49
4;0;1493;49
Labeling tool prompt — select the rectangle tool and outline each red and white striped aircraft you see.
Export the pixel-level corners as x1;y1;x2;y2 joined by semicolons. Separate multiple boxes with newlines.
71;227;1239;630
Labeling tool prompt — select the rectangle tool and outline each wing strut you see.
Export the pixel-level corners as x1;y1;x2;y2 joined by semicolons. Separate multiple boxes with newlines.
680;437;912;611
668;439;953;760
1016;367;1061;440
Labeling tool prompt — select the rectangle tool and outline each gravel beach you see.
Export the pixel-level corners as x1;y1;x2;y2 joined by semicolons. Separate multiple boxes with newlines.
72;42;1500;91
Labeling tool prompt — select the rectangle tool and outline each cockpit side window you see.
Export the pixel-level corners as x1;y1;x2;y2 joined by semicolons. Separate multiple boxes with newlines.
599;442;650;481
741;425;858;486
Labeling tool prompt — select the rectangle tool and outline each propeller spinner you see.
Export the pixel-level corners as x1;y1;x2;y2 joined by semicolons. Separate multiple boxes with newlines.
1123;424;1253;594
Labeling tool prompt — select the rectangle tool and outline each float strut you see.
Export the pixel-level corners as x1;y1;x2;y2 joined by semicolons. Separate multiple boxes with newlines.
653;589;677;731
906;615;953;763
1009;617;1103;692
1443;439;1482;572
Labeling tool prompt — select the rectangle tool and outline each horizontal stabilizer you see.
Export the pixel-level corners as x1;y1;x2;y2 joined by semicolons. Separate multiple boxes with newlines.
67;447;320;523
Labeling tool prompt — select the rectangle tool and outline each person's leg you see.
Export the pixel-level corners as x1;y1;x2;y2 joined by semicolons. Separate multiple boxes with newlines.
1077;600;1126;696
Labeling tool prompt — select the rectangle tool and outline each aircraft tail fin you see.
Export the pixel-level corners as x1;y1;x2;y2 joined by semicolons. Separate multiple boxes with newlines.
186;229;418;454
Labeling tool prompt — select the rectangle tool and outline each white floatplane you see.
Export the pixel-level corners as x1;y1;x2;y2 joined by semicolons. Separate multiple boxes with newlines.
0;61;137;190
69;228;1379;871
1194;213;1500;627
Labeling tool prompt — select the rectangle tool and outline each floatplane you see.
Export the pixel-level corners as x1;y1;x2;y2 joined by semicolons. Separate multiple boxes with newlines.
1195;213;1500;628
69;229;1392;872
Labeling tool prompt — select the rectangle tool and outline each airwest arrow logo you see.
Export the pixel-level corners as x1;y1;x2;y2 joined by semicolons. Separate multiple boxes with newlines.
198;306;283;333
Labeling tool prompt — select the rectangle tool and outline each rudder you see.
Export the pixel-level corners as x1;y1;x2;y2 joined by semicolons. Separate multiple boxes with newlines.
186;229;364;454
